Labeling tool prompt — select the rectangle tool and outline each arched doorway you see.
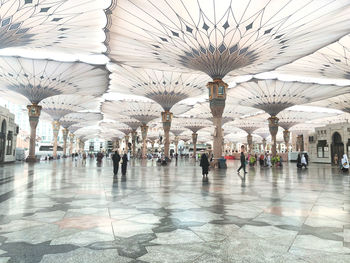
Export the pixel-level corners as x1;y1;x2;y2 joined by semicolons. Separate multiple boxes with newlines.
331;132;344;163
0;120;6;163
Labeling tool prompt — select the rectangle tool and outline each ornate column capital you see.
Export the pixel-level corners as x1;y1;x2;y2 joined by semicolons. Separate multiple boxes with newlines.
247;134;253;145
207;79;227;118
52;121;60;137
268;116;279;137
161;111;173;123
283;130;290;144
162;111;173;132
131;131;137;140
141;124;148;140
27;104;42;119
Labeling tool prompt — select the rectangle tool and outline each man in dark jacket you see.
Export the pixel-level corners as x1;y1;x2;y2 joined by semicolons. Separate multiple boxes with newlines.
112;151;121;175
237;145;247;174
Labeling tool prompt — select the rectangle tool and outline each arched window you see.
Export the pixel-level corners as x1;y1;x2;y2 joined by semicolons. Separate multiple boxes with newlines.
1;120;6;134
332;132;342;144
6;131;13;155
0;120;6;162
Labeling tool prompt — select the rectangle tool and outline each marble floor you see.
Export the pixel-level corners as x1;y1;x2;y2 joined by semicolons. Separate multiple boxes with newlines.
0;158;349;263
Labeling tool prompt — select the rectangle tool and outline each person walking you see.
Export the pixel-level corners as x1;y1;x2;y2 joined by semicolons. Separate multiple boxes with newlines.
237;146;247;174
112;151;121;175
266;154;272;167
200;153;210;182
341;154;349;172
297;153;302;169
304;153;309;166
82;152;87;166
96;151;103;163
334;154;339;166
121;153;128;175
301;153;308;169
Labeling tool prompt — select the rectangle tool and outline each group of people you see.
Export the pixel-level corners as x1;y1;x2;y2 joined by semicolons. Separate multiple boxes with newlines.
334;153;349;172
111;151;129;176
297;153;309;169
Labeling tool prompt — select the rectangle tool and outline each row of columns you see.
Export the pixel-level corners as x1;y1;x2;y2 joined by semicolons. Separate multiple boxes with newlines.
26;103;83;162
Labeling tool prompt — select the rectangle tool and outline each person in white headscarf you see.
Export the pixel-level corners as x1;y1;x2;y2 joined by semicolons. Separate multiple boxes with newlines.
341;154;349;172
301;154;307;169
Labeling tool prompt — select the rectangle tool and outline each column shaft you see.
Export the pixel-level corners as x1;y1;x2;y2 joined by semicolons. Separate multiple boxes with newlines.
161;111;173;158
192;133;198;158
175;136;179;155
124;135;129;154
141;125;148;158
131;131;137;157
283;130;290;152
69;133;74;155
247;134;253;153
268;116;279;156
62;128;68;157
26;104;41;162
52;121;60;159
207;78;227;166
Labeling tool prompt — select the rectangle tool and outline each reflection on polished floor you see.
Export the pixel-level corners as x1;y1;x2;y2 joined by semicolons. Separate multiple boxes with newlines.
0;159;349;263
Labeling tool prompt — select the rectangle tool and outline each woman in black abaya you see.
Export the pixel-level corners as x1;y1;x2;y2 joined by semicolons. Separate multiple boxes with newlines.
200;154;210;182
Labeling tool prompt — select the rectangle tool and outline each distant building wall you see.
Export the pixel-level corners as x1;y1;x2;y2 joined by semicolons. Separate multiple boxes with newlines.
0;106;18;163
308;123;350;164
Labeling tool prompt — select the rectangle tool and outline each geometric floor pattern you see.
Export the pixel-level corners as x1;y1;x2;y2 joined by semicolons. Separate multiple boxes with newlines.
0;158;349;262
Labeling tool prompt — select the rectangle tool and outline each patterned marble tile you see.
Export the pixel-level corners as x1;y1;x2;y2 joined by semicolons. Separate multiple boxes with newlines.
0;160;350;262
0;219;43;233
50;230;114;246
151;229;203;245
291;235;350;254
40;248;131;263
112;220;155;238
24;210;66;223
1;224;79;244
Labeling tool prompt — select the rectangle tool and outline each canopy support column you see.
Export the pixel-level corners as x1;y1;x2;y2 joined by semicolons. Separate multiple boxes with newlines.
162;111;173;158
131;131;137;157
151;141;155;154
114;139;120;150
52;121;60;159
262;138;267;152
283;130;290;153
75;138;80;153
297;134;304;152
175;136;179;155
26;104;41;162
69;133;74;155
124;135;129;154
208;79;227;166
247;134;253;153
141;124;148;158
62;128;68;157
79;141;84;153
268;116;279;156
192;133;198;158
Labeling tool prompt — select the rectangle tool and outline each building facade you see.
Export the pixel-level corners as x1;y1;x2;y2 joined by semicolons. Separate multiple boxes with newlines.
0;106;18;163
308;122;350;164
